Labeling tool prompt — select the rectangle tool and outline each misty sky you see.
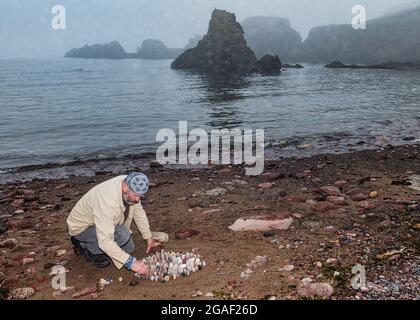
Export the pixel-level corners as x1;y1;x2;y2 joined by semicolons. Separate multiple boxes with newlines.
0;0;416;58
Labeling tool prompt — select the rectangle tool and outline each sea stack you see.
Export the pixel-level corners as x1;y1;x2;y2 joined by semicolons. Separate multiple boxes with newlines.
172;9;281;75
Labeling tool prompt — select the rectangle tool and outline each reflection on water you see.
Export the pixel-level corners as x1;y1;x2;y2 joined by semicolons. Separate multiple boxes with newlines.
0;58;419;170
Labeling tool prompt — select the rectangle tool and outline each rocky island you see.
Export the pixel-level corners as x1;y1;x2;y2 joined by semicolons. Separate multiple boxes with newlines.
65;39;182;60
171;9;282;75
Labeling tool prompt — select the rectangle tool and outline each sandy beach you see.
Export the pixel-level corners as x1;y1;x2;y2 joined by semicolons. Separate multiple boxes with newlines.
0;143;419;300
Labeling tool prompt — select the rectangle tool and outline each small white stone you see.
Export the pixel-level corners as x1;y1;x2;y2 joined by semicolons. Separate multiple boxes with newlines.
301;277;313;284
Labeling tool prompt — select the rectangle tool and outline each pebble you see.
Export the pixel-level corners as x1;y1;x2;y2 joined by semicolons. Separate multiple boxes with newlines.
10;287;35;300
301;277;313;284
56;249;67;257
297;282;334;299
258;182;273;190
192;290;203;297
369;191;378;199
282;264;295;272
205;188;227;196
14;209;25;214
118;277;123;282
205;292;214;297
129;280;139;287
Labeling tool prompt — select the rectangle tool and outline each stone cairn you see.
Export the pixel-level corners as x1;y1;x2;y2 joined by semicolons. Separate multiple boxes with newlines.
134;250;206;282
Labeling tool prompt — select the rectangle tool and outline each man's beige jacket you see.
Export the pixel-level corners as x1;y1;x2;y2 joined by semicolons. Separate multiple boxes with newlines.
67;175;152;269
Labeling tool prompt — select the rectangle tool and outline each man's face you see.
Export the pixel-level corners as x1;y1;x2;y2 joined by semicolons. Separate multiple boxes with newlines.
122;182;141;206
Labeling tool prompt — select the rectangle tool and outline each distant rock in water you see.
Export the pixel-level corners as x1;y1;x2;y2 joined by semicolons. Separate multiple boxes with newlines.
65;41;127;59
241;16;302;61
283;63;304;69
257;54;282;74
300;5;420;64
136;39;182;59
172;9;281;75
325;61;420;70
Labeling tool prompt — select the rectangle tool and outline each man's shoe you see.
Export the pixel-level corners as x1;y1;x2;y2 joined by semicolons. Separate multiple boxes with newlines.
84;249;111;268
70;237;85;256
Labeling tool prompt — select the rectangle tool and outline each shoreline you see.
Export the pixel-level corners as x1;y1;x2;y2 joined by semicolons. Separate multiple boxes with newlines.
0;143;419;300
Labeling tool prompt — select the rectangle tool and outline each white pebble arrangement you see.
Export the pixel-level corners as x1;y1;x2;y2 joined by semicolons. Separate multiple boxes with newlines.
135;250;206;282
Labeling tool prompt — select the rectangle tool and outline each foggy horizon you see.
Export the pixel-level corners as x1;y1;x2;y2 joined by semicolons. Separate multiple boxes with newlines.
0;0;418;59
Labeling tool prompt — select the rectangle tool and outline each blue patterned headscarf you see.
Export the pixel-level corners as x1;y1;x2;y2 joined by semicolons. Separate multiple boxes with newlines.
125;172;149;195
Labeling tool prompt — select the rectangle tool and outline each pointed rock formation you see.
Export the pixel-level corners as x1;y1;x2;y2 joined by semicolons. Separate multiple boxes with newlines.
172;9;281;75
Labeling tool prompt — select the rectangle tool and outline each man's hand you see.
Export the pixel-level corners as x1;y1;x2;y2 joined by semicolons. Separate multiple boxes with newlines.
146;238;156;254
131;260;148;276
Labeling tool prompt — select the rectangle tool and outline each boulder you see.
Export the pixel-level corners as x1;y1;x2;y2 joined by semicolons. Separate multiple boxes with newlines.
172;9;259;75
228;212;293;232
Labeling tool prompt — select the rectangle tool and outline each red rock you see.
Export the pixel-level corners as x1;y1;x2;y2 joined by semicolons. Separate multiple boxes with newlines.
319;186;341;196
6;219;35;230
10;199;24;208
286;195;306;203
333;180;347;190
175;229;200;240
262;172;284;181
352;193;369;201
36;276;45;283
72;286;97;299
326;196;347;206
258;182;273;190
0;238;17;249
311;202;336;213
148;243;165;254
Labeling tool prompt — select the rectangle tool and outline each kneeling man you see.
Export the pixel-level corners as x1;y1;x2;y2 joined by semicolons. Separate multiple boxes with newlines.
66;172;167;275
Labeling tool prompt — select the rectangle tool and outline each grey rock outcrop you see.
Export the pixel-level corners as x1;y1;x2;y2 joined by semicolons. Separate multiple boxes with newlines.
241;16;302;61
172;9;281;75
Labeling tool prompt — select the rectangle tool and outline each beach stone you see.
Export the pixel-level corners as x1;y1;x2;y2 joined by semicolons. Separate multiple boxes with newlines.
0;238;17;249
326;196;347;205
14;209;25;214
129;280;139;287
175;229;200;240
311;202;336;213
205;188;227;196
258;182;273;190
369;191;378;199
282;264;294;272
262;173;284;181
228;212;293;232
333;180;347;190
6;219;35;230
356;201;376;211
10;199;24;208
319;186;341;196
205;292;214;297
352;193;369;201
286;195;306;203
297;282;334;299
263;230;276;237
10;287;35;300
72;286;97;299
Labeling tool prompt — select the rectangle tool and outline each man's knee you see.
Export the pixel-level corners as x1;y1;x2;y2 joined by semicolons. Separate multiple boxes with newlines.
114;225;132;246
